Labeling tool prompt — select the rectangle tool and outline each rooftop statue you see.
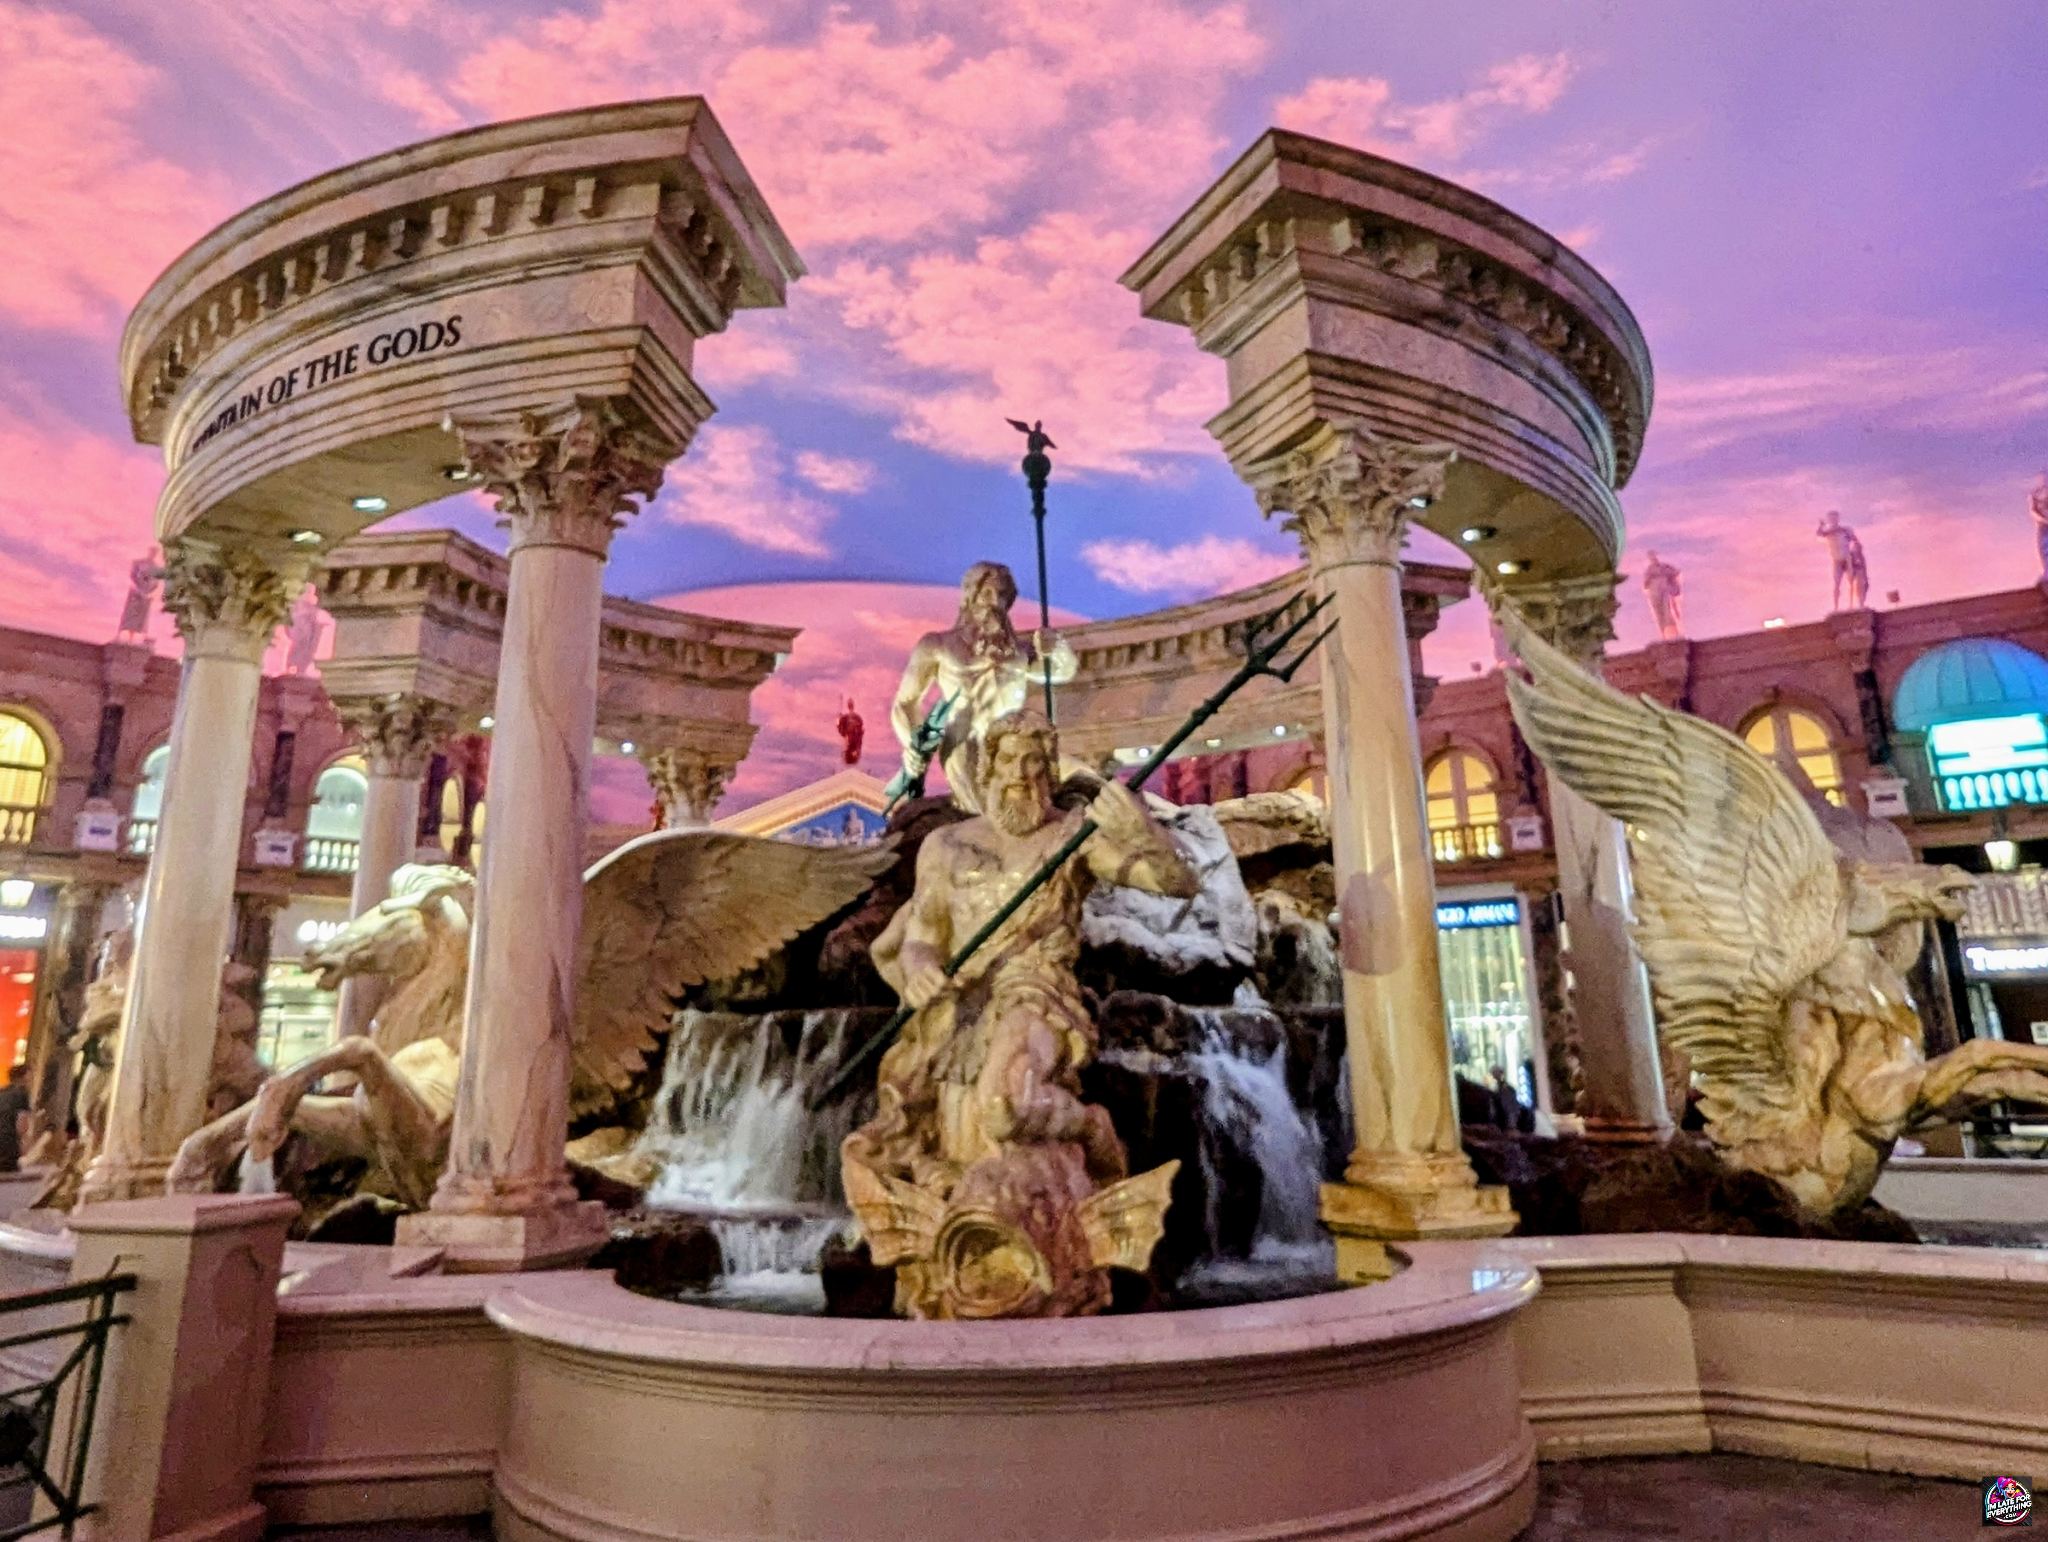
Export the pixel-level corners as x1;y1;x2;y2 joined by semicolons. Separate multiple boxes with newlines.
890;562;1075;812
1816;510;1870;612
282;585;324;675
1500;605;2048;1219
169;832;892;1215
116;551;166;642
843;709;1193;1318
1641;550;1683;639
2029;472;2048;577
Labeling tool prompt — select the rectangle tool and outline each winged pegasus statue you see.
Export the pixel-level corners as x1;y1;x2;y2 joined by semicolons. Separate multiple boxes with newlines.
1501;604;2048;1218
169;829;893;1211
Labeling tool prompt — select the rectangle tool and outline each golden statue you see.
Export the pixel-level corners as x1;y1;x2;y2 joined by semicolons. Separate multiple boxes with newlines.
1501;604;2048;1217
843;709;1194;1318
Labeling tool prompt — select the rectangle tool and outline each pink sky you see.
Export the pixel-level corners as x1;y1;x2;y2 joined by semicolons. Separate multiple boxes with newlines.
2;2;2041;807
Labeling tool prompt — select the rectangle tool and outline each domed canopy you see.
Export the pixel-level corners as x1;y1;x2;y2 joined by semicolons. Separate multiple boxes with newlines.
1893;638;2048;731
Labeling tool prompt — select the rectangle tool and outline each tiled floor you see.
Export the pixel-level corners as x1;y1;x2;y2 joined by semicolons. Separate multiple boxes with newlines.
266;1454;1992;1541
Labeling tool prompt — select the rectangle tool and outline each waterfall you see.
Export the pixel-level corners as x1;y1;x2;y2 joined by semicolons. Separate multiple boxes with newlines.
640;1009;869;1213
1186;1012;1324;1252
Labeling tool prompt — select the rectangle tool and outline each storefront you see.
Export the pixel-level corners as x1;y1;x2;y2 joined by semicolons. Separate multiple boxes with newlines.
0;878;50;1071
1435;885;1548;1112
260;895;351;1069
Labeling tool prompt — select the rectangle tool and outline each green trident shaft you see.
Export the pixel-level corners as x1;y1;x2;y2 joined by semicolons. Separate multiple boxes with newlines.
811;590;1336;1109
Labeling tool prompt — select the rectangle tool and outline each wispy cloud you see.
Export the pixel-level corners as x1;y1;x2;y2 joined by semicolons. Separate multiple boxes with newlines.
1275;53;1577;164
1081;534;1299;598
654;424;838;559
794;450;878;496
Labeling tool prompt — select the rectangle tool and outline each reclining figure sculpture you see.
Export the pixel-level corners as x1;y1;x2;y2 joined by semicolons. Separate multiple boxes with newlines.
1501;604;2048;1217
170;830;892;1212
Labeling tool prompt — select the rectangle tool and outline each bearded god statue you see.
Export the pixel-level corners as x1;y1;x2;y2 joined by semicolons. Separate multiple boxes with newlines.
843;709;1196;1318
890;562;1076;812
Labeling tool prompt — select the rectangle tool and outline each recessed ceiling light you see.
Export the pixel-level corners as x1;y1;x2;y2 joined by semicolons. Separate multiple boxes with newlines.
1406;495;1432;510
289;529;323;546
479;715;495;729
1272;725;1288;737
1460;526;1495;544
1204;737;1221;749
619;740;636;755
1494;559;1529;576
1762;617;1787;630
442;464;480;482
351;495;388;512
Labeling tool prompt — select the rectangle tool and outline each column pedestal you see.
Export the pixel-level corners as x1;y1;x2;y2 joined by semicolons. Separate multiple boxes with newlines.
398;400;668;1271
1251;427;1514;1281
81;542;302;1203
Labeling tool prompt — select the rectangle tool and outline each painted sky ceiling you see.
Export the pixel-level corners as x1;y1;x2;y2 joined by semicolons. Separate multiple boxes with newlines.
4;0;2043;809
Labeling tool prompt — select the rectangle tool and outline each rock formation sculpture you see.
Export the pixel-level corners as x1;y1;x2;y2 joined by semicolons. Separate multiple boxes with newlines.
168;832;892;1211
1501;604;2048;1217
889;562;1075;812
842;709;1194;1318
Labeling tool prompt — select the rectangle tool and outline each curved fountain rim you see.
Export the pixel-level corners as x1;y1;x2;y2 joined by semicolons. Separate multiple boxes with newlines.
486;1251;1536;1374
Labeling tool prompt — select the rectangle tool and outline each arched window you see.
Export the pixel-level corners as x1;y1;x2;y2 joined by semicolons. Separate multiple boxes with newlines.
127;744;170;854
1743;706;1844;805
0;712;50;847
438;779;485;866
304;757;367;873
1426;749;1502;862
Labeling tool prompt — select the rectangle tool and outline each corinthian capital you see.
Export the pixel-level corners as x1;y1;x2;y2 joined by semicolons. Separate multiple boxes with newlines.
335;693;459;779
641;748;728;829
1493;572;1620;668
160;538;310;661
452;398;673;557
1248;424;1456;571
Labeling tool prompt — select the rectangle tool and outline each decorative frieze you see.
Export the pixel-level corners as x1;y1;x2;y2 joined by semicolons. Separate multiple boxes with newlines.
1249;425;1456;571
453;399;672;557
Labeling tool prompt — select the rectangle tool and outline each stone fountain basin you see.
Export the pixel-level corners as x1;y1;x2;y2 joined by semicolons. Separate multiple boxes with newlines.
487;1252;1538;1542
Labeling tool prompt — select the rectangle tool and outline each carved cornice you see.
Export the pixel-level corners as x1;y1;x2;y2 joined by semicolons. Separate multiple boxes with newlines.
1249;425;1456;571
160;539;309;660
1493;573;1621;668
452;399;672;557
334;693;460;779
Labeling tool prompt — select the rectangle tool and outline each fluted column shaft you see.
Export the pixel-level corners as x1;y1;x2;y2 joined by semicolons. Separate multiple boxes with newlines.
1513;577;1669;1141
335;696;456;1039
1249;426;1512;1275
83;541;305;1201
401;400;669;1270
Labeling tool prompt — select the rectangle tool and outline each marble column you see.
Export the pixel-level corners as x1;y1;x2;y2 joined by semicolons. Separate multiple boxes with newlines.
641;747;726;829
398;400;670;1270
333;695;457;1039
1510;576;1670;1143
1248;425;1514;1279
81;540;304;1202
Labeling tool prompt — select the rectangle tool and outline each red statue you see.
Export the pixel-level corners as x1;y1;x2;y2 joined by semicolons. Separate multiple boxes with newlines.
837;699;865;766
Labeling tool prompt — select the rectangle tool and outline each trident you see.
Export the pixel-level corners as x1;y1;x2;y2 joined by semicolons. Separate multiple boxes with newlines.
1008;418;1058;720
811;590;1337;1108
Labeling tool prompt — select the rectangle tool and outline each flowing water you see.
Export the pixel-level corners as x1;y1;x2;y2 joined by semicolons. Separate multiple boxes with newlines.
637;1009;871;1300
632;1003;1336;1310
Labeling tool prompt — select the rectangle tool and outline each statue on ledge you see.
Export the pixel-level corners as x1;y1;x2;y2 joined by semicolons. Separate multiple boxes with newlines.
1816;510;1870;612
1641;551;1683;639
115;551;166;642
843;710;1193;1318
890;562;1075;812
1500;604;2048;1219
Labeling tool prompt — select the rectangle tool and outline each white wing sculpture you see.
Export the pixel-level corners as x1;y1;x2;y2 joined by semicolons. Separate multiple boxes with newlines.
1501;604;2048;1216
171;830;895;1207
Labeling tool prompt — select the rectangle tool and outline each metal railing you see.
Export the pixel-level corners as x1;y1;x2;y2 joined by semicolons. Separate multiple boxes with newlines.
124;819;157;857
1431;822;1504;863
302;836;360;874
0;1272;133;1539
